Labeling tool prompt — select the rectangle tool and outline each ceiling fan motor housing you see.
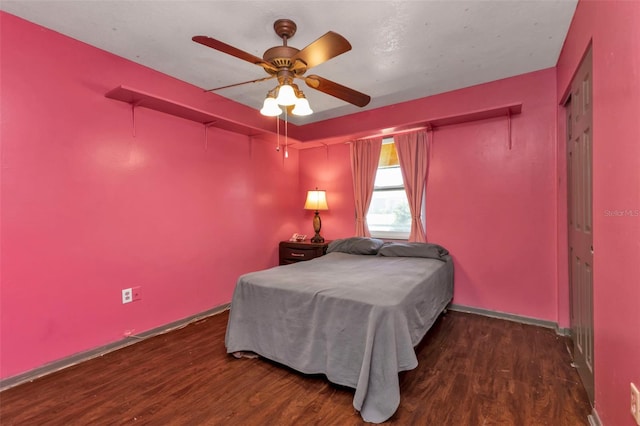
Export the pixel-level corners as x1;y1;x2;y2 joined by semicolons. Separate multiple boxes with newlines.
263;46;300;68
263;19;307;77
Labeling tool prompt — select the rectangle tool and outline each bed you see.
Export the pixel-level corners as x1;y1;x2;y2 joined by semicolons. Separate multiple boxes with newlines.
225;238;454;423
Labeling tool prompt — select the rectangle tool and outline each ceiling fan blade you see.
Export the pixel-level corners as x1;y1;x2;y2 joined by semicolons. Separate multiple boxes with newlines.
192;35;276;72
304;75;371;107
204;75;276;92
291;32;352;69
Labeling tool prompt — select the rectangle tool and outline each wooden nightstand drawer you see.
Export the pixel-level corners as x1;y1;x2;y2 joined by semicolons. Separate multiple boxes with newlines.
281;246;316;261
279;241;329;265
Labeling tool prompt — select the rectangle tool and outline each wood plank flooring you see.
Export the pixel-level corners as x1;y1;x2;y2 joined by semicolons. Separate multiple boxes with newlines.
0;310;591;425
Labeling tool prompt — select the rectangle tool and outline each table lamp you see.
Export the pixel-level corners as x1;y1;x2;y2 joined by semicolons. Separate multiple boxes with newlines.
304;188;329;243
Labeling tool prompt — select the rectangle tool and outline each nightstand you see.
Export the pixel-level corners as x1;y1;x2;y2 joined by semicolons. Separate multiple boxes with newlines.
279;240;330;265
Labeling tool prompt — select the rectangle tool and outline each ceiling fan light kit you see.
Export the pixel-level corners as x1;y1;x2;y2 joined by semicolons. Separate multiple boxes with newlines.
193;18;371;118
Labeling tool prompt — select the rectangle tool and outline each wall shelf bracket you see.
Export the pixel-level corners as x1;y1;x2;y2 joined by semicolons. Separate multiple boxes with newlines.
507;110;512;150
203;121;218;151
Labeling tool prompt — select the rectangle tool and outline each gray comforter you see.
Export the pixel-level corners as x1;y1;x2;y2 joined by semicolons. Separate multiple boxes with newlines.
225;252;454;423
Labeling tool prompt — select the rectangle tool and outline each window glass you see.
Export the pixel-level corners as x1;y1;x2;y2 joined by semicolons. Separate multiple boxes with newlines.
367;139;411;239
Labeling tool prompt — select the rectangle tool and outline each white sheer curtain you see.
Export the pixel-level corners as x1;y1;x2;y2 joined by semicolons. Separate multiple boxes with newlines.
350;137;383;237
394;130;430;242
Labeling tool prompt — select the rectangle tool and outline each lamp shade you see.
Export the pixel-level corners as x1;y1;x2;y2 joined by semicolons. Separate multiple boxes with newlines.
292;96;313;116
260;96;282;116
304;189;329;211
276;84;297;106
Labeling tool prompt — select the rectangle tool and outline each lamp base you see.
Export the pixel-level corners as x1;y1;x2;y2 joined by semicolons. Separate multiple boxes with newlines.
311;210;324;243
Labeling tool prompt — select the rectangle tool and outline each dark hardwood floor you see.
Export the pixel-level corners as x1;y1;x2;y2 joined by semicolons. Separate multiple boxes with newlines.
0;310;591;425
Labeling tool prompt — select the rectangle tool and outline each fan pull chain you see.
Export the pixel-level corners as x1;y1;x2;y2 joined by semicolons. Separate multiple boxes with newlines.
276;117;280;152
284;109;289;158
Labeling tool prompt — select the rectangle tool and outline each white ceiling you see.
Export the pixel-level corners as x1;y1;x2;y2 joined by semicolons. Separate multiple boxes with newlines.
1;0;577;125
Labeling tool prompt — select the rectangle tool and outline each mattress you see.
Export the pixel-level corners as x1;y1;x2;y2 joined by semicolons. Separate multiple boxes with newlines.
225;251;454;423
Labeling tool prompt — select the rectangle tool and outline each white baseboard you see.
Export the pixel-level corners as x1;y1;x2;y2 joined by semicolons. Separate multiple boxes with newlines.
588;407;602;426
0;303;230;392
448;303;571;336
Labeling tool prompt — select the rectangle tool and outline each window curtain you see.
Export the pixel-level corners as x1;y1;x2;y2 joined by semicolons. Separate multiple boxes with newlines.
350;137;383;237
394;130;430;242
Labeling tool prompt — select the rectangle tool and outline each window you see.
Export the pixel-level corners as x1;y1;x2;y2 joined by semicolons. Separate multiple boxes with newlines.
367;138;411;240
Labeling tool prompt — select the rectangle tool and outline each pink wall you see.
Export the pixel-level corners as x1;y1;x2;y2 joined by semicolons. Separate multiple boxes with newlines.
0;13;300;380
556;1;640;424
298;143;355;239
300;68;560;323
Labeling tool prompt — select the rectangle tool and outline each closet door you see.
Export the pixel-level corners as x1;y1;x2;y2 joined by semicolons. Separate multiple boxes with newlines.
567;47;594;405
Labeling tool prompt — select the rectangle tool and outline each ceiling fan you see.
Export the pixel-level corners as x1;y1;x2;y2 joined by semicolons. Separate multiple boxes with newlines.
192;19;371;113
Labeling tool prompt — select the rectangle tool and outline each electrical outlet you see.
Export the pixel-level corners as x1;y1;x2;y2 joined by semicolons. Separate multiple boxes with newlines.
122;288;133;304
632;382;640;425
